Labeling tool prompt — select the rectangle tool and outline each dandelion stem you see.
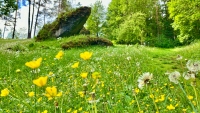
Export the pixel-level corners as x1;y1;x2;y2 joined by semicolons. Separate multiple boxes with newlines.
192;85;199;111
34;86;36;113
178;82;197;113
149;87;159;113
134;94;141;112
94;103;97;113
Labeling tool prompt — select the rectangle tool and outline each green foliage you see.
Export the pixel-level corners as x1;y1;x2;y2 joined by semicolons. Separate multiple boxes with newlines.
0;0;17;16
146;35;181;48
104;0;126;40
36;7;91;41
86;0;105;37
6;43;27;51
116;12;146;44
105;0;158;40
168;0;200;43
36;23;58;41
61;35;113;49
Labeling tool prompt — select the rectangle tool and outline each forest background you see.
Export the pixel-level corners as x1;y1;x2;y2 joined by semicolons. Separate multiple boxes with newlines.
0;0;200;48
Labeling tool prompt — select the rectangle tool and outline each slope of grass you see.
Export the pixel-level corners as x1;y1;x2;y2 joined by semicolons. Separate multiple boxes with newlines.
0;38;200;112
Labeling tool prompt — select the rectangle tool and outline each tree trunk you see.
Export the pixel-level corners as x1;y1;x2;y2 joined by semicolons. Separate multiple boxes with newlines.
156;4;160;38
27;0;31;38
34;0;41;37
30;0;35;37
3;21;7;38
12;8;18;39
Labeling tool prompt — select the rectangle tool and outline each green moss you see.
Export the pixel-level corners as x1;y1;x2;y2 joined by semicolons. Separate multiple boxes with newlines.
36;7;91;41
61;35;113;49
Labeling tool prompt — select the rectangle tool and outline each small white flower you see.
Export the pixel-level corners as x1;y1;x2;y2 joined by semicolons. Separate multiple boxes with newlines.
137;72;153;89
31;68;40;73
126;56;131;61
186;60;200;72
88;99;100;104
57;37;61;40
168;71;181;84
136;62;140;67
176;54;183;60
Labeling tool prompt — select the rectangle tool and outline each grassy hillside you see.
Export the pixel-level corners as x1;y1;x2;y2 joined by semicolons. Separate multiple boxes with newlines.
0;37;200;112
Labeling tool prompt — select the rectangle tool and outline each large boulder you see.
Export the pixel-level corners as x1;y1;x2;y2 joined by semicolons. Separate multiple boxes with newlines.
36;6;91;41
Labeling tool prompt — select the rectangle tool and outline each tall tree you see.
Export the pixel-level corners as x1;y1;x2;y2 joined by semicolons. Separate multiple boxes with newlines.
33;0;42;37
86;0;105;37
105;0;124;39
116;12;146;44
0;29;2;38
160;0;175;39
0;0;17;16
27;0;31;38
168;0;200;43
12;5;17;39
105;0;158;40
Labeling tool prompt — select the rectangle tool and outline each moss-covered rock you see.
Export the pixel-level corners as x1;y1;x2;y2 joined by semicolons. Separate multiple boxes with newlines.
36;6;91;41
61;36;113;49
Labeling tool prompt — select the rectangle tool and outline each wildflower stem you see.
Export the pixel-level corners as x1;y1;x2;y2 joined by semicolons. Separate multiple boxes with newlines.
94;103;97;113
149;87;159;113
34;86;36;113
178;82;197;113
192;85;199;111
134;94;141;112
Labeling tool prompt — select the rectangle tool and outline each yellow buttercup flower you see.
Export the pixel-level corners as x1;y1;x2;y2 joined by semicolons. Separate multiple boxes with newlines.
16;69;21;73
92;72;101;79
67;108;72;112
80;72;88;78
182;109;187;112
80;51;92;60
33;76;48;87
73;110;78;113
71;62;79;68
48;71;54;76
55;51;64;60
37;97;42;102
25;57;42;69
134;88;140;94
42;110;48;113
1;88;9;97
28;91;35;97
45;86;62;100
187;95;193;100
159;94;165;102
78;107;82;111
167;104;175;110
78;91;85;97
149;94;154;99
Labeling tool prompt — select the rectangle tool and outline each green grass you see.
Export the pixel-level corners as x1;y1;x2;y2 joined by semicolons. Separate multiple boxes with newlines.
0;38;200;113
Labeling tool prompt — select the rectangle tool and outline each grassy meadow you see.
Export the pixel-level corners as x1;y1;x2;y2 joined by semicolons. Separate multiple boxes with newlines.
0;37;200;113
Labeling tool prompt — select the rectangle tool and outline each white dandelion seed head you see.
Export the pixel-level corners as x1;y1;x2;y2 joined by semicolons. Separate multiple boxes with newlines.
186;60;200;72
168;71;181;84
183;71;196;80
137;72;153;89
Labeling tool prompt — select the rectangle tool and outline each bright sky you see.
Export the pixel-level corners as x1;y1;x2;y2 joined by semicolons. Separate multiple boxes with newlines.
0;0;111;38
74;0;111;7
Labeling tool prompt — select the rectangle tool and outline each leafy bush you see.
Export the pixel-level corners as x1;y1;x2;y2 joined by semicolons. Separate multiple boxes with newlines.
146;35;181;48
116;12;146;44
6;43;27;51
61;35;113;49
